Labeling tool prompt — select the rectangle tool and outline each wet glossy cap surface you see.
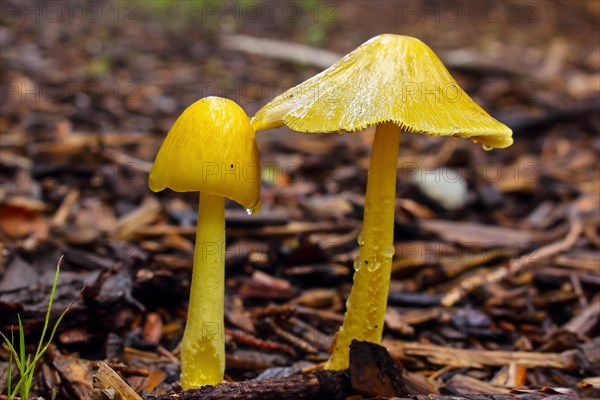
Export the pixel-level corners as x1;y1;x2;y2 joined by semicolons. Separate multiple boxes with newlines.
149;97;261;210
252;34;512;149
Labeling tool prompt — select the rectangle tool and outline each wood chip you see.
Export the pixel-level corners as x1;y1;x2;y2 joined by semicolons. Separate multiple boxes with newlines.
92;362;142;400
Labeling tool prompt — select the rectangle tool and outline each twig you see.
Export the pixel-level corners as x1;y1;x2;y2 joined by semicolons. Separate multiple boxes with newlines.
441;212;583;307
264;318;319;355
220;34;341;69
220;35;536;78
382;340;573;369
50;188;80;228
113;196;162;240
225;328;297;357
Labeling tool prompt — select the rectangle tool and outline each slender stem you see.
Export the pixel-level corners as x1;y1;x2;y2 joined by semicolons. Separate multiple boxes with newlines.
325;123;401;370
180;192;226;389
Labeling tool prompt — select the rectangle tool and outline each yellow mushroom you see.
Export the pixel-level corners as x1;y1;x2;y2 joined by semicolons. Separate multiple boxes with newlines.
252;34;512;370
149;96;260;388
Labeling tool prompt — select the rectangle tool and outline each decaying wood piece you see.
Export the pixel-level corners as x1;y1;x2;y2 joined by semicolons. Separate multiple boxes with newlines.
139;379;578;400
143;370;351;400
132;341;585;399
143;340;407;400
350;340;407;397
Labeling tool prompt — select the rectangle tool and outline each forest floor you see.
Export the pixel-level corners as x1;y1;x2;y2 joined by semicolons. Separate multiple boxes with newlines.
0;0;599;399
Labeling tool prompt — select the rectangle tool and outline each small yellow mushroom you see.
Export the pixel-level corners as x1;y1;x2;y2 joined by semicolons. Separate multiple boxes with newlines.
252;34;512;370
149;96;260;388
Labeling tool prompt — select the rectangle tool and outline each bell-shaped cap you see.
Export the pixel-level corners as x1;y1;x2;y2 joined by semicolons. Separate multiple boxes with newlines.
149;97;261;211
252;34;512;149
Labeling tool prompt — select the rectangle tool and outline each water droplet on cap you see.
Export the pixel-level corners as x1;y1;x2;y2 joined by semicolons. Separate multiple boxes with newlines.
482;145;493;151
245;200;261;216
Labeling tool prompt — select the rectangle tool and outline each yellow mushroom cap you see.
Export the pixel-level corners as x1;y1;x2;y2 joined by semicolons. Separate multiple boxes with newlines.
252;34;512;149
149;97;261;211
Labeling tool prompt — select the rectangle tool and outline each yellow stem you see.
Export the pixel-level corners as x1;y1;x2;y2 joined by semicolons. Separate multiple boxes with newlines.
180;192;225;388
325;122;400;370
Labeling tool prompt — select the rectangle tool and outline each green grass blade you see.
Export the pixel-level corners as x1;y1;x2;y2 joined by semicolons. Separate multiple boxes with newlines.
0;329;26;397
30;284;84;370
19;314;31;399
35;256;62;357
0;330;22;372
2;257;81;398
17;315;25;371
7;330;13;398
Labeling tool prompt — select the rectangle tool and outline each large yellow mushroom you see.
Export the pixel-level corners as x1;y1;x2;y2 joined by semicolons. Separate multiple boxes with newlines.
252;34;512;370
149;96;260;388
